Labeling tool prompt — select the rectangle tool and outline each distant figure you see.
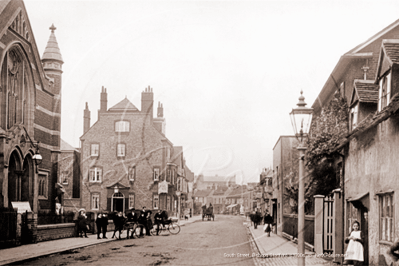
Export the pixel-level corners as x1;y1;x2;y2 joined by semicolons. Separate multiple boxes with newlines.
101;212;109;239
250;210;261;229
77;210;88;238
263;212;273;237
111;212;125;240
95;213;103;239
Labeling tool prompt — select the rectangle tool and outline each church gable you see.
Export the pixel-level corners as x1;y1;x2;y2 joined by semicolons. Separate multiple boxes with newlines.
0;0;51;93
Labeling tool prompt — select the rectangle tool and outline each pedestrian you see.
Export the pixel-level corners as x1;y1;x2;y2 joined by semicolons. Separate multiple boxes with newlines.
126;208;137;239
343;221;364;266
101;212;109;239
137;209;147;238
77;209;88;238
154;209;163;235
145;209;153;236
111;211;125;240
95;213;102;239
263;211;273;237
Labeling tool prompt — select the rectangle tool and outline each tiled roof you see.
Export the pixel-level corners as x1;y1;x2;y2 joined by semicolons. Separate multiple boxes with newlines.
60;139;77;151
354;80;379;103
383;40;399;64
335;93;399;151
194;190;212;197
108;98;139;112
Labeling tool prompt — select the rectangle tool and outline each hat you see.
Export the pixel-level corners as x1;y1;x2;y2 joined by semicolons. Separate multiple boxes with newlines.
130;208;135;211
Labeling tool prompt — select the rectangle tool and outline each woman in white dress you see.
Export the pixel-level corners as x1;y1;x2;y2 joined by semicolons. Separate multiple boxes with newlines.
344;221;364;266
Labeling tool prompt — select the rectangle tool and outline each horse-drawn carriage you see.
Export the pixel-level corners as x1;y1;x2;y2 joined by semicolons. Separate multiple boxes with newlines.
202;204;214;221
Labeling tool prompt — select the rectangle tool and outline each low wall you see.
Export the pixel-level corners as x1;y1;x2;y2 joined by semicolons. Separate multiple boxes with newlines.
283;214;315;246
37;223;76;242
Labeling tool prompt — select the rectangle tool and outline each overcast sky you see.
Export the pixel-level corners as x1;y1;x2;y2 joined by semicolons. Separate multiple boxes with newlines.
24;0;398;183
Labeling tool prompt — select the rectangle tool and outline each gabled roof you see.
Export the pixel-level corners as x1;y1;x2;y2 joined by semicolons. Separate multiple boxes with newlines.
312;19;399;114
350;80;379;106
376;39;399;80
108;98;139;112
60;139;77;152
347;19;399;55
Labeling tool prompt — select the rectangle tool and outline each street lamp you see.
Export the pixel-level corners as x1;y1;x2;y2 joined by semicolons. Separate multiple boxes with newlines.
289;90;313;266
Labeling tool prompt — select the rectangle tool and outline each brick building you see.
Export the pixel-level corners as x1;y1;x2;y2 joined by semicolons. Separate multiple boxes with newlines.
0;0;63;242
272;135;300;236
80;86;186;216
58;139;80;212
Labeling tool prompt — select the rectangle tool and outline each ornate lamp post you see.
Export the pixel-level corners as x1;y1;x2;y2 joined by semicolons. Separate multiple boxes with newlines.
289;91;313;266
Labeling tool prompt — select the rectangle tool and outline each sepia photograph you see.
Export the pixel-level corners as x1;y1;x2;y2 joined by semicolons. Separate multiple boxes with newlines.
0;0;398;265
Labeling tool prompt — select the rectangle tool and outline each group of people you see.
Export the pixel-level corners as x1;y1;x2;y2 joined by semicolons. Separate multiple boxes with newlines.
249;210;274;237
76;207;171;240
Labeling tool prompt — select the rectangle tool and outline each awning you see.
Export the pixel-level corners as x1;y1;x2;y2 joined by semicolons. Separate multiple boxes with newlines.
348;192;369;211
227;204;238;208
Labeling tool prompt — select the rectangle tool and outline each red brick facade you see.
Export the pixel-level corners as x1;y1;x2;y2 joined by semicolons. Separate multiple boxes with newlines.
80;87;185;216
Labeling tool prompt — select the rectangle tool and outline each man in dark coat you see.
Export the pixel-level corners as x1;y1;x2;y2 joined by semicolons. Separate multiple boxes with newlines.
95;213;103;239
111;212;125;239
101;212;109;239
137;210;147;237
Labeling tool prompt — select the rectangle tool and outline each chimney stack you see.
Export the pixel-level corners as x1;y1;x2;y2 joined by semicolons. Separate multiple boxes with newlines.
83;102;90;134
141;86;154;122
100;86;107;112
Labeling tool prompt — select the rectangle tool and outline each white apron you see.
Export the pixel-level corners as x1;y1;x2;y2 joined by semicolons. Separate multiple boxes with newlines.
345;231;364;261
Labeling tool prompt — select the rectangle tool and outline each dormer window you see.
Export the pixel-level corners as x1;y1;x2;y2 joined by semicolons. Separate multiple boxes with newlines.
350;104;358;130
378;73;391;111
115;121;130;132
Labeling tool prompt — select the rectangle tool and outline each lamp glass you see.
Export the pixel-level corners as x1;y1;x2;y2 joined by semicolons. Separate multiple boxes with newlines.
290;92;313;141
32;153;42;165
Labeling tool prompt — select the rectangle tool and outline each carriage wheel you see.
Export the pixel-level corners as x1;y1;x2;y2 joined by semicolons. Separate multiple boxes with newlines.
150;225;164;236
168;223;180;234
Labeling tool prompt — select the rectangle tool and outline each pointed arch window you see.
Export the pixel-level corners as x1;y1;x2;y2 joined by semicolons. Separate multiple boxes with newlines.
1;47;31;129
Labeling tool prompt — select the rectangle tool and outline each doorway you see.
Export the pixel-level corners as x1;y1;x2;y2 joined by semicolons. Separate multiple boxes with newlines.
112;192;124;213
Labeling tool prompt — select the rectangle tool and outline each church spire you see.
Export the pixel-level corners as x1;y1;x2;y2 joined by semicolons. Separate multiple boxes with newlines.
42;23;63;69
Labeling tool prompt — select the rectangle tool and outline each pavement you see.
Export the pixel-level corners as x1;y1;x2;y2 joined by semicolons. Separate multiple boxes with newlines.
0;215;336;266
0;215;203;266
244;217;335;266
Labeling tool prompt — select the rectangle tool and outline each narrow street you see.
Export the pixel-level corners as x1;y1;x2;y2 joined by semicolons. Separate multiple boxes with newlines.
16;215;255;266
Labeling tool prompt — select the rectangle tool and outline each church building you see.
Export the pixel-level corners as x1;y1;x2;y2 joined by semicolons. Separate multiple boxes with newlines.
0;0;63;242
